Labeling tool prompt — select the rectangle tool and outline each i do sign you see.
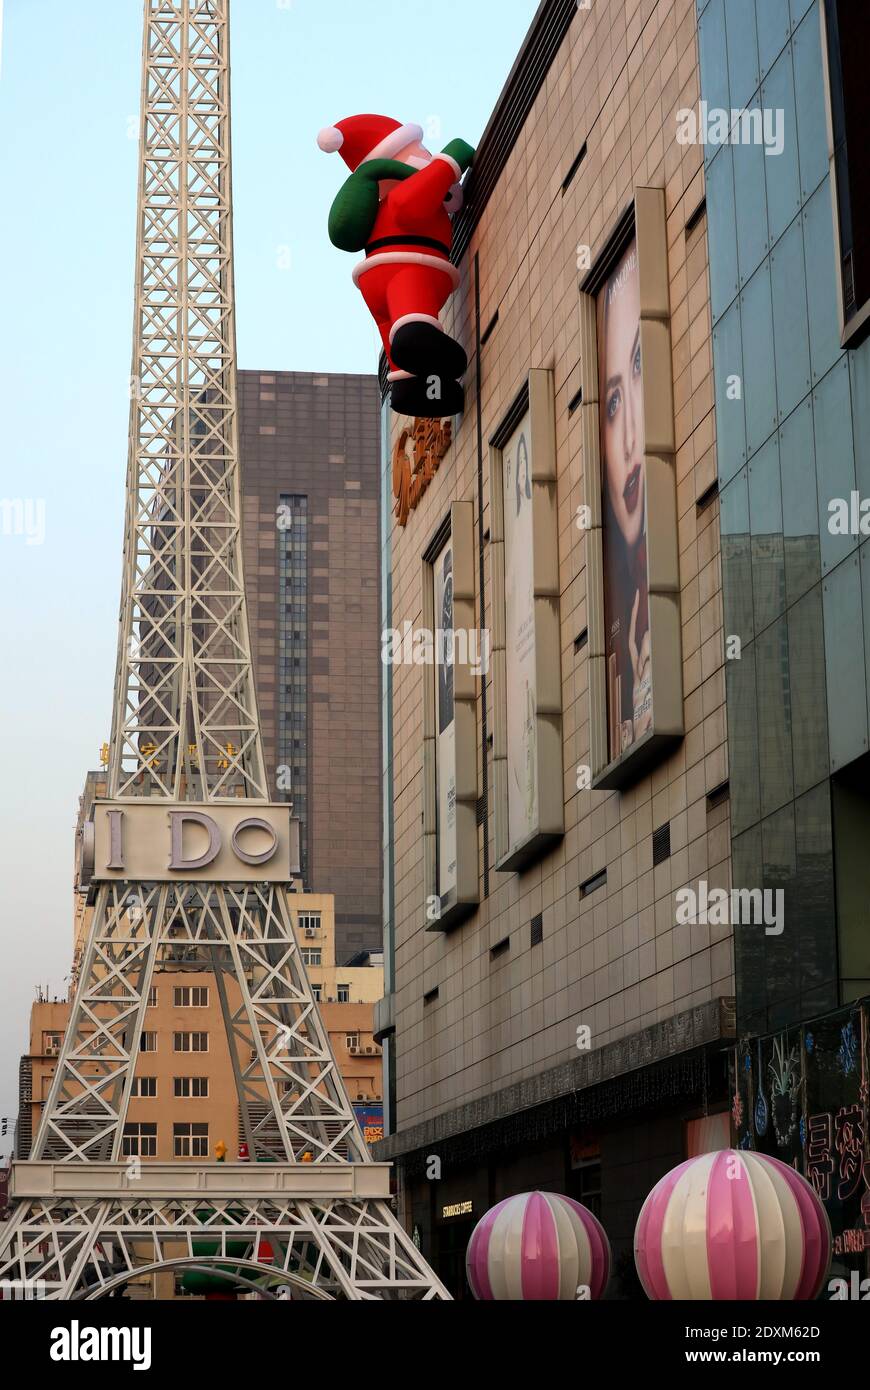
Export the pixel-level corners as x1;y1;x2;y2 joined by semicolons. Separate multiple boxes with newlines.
85;802;299;884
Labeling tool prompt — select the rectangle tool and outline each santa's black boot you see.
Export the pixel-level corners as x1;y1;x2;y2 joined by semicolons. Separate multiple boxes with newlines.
390;322;468;380
390;375;464;418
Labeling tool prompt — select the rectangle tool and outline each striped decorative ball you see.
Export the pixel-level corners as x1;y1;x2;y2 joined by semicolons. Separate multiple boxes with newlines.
466;1191;611;1300
634;1150;832;1301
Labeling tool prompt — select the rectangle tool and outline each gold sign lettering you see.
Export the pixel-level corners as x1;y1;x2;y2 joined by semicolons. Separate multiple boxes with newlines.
392;418;452;527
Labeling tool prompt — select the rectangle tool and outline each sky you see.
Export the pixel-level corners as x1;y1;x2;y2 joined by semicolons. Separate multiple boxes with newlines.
0;0;540;1153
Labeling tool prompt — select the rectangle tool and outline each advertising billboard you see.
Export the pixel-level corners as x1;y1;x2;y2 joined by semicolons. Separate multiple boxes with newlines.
433;539;457;898
502;410;539;855
596;236;652;763
353;1103;384;1147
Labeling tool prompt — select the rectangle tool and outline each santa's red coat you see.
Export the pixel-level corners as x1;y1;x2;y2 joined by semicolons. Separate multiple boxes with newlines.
352;152;462;373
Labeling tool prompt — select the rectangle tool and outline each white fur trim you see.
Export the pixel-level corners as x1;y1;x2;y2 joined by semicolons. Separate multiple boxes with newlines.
352;251;461;288
434;150;462;181
389;313;443;342
444;182;463;214
317;125;344;153
359;122;424;167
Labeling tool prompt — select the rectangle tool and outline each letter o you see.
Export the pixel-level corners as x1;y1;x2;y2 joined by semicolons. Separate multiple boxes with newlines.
232;817;279;866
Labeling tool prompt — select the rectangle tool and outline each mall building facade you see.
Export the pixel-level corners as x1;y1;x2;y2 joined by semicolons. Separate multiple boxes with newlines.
374;0;735;1298
375;0;870;1297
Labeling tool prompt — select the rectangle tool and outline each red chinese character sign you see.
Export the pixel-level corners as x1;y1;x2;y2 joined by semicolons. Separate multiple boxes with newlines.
318;114;474;417
732;1004;870;1272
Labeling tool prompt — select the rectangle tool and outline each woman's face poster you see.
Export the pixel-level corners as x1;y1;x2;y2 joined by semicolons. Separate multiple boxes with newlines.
597;237;652;762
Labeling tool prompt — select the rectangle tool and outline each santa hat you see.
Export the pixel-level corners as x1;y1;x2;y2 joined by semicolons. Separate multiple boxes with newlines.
317;114;424;173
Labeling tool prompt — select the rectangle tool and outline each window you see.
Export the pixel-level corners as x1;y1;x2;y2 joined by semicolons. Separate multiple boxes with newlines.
174;1122;208;1158
311;984;322;1002
345;1032;360;1050
42;1032;63;1055
823;1;870;345
174;1077;209;1098
337;984;350;1003
147;987;158;1007
140;1032;157;1053
174;986;209;1007
122;1123;157;1158
298;911;321;935
301;948;321;966
173;1032;208;1053
130;1077;157;1098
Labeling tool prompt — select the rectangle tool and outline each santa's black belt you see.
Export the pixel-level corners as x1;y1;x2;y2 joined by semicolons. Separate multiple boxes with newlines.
365;236;451;256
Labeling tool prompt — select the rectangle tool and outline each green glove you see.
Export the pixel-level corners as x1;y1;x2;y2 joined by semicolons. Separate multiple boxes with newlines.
327;159;416;253
442;139;475;175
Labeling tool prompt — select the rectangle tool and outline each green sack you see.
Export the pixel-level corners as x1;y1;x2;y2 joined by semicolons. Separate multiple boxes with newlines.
327;159;415;253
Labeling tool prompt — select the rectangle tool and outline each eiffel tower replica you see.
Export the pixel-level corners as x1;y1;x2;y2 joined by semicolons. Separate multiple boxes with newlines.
0;0;447;1301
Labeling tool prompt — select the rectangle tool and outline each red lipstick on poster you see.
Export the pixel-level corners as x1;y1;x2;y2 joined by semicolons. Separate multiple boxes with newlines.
623;463;641;515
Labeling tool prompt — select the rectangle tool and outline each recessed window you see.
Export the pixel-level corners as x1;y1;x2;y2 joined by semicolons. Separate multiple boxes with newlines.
173;1032;208;1053
174;1077;208;1098
122;1123;156;1158
337;984;350;1003
140;1032;158;1053
147;987;158;1008
301;948;321;966
174;1122;208;1158
824;0;870;344
579;869;607;899
174;986;209;1007
130;1077;157;1098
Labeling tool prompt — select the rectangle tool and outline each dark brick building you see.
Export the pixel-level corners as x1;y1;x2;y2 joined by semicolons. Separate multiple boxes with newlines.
238;371;382;962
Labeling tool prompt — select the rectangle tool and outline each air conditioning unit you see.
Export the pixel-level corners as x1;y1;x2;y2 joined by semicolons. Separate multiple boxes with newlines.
365;1046;375;1054
304;928;317;938
45;1044;61;1057
249;1049;258;1063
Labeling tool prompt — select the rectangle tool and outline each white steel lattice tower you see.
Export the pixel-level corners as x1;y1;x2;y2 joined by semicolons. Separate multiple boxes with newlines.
0;0;448;1301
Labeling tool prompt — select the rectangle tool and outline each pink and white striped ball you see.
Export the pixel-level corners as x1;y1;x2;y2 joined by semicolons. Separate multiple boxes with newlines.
634;1150;832;1301
466;1191;611;1300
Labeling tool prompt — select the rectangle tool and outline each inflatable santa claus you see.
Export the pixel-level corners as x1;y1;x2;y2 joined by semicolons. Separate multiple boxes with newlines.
318;114;474;417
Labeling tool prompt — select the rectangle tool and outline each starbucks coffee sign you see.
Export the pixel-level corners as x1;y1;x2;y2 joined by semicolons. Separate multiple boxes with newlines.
81;802;299;885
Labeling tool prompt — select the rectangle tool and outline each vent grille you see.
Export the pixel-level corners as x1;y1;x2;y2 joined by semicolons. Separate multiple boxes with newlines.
685;196;707;235
451;0;577;265
652;822;671;866
843;251;856;312
707;780;730;810
530;913;543;947
561;141;588;193
490;936;510;960
423;987;439;1006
